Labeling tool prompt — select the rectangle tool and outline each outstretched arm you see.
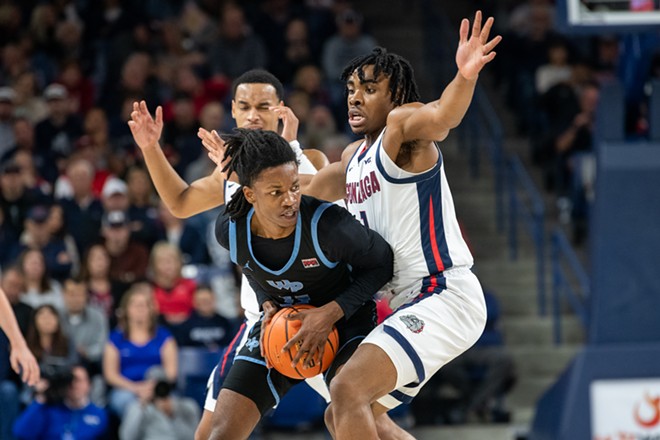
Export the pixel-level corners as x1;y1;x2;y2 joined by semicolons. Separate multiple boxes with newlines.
128;101;225;218
0;288;39;386
383;11;501;153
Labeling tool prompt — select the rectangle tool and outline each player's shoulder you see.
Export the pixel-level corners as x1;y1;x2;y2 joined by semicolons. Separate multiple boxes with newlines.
386;102;425;124
301;195;348;219
341;139;363;160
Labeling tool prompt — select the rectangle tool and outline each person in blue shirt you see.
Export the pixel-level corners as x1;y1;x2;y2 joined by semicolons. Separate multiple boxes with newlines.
13;364;107;440
102;283;178;419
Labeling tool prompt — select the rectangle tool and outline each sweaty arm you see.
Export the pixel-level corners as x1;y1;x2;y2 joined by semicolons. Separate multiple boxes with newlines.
316;205;394;319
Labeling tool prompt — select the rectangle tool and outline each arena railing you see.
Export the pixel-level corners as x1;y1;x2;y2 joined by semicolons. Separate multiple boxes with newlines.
550;228;590;344
507;153;547;316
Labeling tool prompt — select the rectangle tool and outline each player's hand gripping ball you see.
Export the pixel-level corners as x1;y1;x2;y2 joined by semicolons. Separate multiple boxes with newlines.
262;304;339;379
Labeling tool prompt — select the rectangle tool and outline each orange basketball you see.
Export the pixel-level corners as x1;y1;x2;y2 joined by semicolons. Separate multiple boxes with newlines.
263;304;339;379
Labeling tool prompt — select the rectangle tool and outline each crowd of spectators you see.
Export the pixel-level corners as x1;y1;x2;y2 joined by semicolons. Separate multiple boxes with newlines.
0;0;381;438
491;0;660;244
0;0;558;436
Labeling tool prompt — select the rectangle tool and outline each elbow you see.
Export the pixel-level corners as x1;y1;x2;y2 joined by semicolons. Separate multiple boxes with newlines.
166;201;194;219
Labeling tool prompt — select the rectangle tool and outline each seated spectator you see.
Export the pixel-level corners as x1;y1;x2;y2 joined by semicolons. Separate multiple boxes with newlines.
80;244;126;326
322;9;377;82
120;380;199;440
103;284;178;419
156;201;209;265
126;166;160;248
57;158;104;255
26;305;78;376
13;364;108;440
149;242;196;325
17;204;74;281
0;155;50;239
34;84;84;174
102;210;149;284
46;203;80;276
18;249;64;311
208;3;268;80
535;39;572;96
60;279;108;375
171;286;233;350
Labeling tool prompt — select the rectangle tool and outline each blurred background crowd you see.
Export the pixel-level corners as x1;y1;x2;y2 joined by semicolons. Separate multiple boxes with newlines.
0;0;657;439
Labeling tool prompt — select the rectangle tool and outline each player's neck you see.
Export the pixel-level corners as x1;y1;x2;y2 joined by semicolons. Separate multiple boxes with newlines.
250;216;295;240
363;126;385;148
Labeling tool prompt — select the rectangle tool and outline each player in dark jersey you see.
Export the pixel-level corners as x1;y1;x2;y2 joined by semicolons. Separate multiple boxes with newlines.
208;128;394;440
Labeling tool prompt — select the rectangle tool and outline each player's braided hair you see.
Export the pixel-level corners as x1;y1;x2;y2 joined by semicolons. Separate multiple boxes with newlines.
340;47;420;106
222;128;297;219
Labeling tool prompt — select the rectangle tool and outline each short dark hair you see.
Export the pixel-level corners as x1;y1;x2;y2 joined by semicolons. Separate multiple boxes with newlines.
222;128;297;219
341;47;420;106
232;69;285;101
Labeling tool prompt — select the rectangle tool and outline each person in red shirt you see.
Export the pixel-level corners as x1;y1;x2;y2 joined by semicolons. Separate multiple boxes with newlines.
149;242;196;325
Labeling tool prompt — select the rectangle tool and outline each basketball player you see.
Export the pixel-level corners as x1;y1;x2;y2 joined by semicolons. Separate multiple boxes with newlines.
130;70;410;439
129;69;333;439
0;287;40;386
205;128;393;439
302;12;503;438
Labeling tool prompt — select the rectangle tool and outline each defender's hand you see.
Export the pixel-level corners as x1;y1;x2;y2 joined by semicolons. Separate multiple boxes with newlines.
198;128;228;174
270;105;299;142
456;11;502;81
128;101;164;151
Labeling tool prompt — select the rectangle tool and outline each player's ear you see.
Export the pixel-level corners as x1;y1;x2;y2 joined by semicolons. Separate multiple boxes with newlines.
243;186;255;204
231;100;237;119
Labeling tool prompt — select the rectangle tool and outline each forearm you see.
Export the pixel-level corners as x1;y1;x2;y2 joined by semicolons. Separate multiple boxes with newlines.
290;141;317;174
0;289;26;348
142;145;224;217
333;261;392;319
320;214;394;319
104;370;138;392
431;72;477;130
556;126;578;152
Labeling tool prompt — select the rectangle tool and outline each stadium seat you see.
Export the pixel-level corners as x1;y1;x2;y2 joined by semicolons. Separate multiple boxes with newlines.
177;347;222;409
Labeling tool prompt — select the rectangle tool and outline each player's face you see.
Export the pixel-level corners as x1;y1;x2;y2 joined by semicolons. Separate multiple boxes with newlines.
245;162;301;236
346;65;396;136
232;83;282;132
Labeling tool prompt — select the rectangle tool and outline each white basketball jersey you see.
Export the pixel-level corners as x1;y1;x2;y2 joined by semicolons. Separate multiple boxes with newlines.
345;129;473;310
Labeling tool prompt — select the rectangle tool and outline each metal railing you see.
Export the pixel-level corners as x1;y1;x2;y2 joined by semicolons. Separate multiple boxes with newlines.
507;154;547;315
473;86;506;233
551;228;590;344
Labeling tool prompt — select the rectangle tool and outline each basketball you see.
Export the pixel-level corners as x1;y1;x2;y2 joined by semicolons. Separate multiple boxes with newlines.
262;304;340;379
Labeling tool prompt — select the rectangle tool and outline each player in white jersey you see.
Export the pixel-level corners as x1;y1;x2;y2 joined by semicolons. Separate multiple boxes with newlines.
301;11;502;438
129;69;409;439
